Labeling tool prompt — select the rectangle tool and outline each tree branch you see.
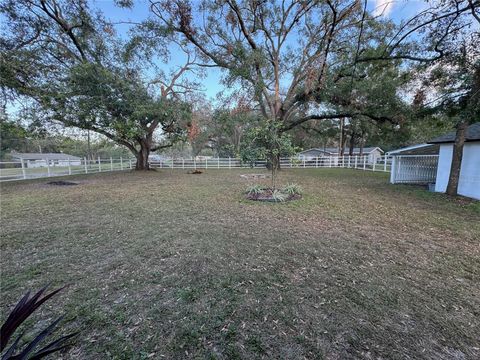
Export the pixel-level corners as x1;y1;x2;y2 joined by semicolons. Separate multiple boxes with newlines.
283;112;394;132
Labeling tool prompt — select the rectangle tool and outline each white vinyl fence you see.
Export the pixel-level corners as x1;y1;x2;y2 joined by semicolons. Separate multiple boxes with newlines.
150;155;393;171
0;157;135;182
389;155;439;184
1;155;396;182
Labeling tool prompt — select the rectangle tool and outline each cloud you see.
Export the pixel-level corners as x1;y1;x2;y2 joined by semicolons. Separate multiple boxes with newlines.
372;0;395;17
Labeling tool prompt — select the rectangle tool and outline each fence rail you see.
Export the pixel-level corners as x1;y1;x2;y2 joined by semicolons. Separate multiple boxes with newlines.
0;155;394;182
0;157;135;182
149;155;393;171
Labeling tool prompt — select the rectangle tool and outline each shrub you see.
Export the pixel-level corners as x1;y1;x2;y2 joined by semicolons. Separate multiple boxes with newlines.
283;183;303;195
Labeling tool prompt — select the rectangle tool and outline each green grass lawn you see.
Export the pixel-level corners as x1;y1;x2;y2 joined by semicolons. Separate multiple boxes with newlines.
1;169;479;359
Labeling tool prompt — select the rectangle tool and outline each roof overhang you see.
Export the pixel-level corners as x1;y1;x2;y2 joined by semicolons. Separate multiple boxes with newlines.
386;143;440;156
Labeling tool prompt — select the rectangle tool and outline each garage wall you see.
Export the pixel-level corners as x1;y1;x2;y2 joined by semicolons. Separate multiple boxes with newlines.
435;142;480;200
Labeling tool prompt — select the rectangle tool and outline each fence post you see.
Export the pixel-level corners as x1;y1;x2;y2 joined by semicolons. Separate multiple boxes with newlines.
229;157;231;169
384;156;387;172
46;158;51;176
354;155;358;169
397;156;401;181
120;157;123;170
363;156;366;170
194;158;196;170
218;157;220;169
303;158;305;168
20;158;26;179
390;157;396;183
329;156;332;168
84;157;88;173
206;158;208;169
98;157;101;172
68;158;72;175
373;158;376;171
129;159;132;169
316;156;318;168
348;156;351;168
182;158;185;169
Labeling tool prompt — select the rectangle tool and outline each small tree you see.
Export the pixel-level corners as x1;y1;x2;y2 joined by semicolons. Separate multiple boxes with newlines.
240;120;298;189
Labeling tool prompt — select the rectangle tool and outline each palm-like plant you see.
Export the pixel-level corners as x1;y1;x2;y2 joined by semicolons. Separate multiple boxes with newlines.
1;286;77;359
283;183;303;196
271;189;288;202
246;185;265;195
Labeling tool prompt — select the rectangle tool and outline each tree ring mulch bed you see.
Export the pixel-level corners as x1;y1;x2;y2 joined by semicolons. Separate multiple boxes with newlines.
47;180;79;186
246;188;302;202
240;174;270;179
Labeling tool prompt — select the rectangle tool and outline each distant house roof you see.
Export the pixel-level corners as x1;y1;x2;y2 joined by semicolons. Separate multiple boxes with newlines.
429;122;480;144
299;147;383;155
10;153;81;160
386;143;440;156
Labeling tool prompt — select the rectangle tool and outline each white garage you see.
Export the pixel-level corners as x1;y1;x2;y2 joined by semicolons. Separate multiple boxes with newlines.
430;124;480;200
387;123;480;200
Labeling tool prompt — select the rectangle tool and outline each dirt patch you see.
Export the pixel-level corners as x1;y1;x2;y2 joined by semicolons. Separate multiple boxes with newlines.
47;180;78;186
246;188;302;202
188;170;203;174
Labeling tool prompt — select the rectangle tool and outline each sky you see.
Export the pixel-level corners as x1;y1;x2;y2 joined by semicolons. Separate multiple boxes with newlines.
92;0;227;99
90;0;431;101
3;0;436;131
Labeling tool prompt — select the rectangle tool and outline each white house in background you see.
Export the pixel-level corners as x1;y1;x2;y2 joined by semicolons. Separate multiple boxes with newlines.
10;153;81;168
298;147;384;164
387;122;480;200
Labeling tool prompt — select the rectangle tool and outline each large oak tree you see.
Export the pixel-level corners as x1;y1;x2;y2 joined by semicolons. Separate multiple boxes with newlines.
151;0;403;129
0;0;196;169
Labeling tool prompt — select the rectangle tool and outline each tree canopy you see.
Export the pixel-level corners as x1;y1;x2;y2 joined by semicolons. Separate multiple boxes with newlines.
1;0;479;176
0;0;196;169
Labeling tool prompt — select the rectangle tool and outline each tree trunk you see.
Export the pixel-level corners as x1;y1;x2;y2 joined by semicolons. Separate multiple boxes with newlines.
87;130;92;160
446;121;467;196
348;131;355;156
338;118;345;156
135;141;151;170
266;153;281;170
339;131;347;157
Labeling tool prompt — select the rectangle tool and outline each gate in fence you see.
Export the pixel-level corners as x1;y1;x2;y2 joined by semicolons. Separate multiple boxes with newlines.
389;155;439;184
